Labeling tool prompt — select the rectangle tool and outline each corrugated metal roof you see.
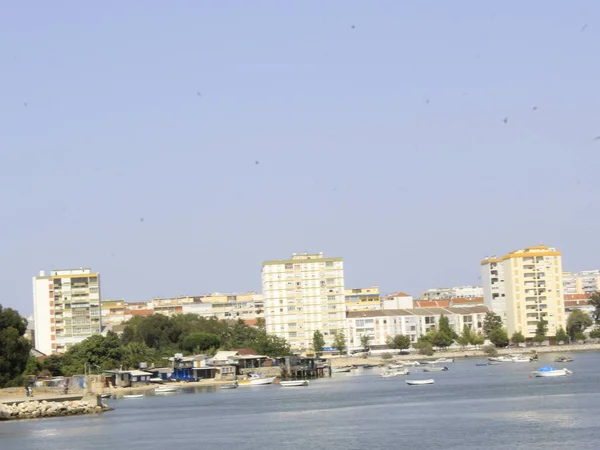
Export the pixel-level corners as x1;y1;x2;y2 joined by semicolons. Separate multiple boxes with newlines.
347;305;489;318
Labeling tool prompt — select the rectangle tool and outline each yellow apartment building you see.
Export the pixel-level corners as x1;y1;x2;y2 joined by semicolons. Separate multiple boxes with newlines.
345;286;381;311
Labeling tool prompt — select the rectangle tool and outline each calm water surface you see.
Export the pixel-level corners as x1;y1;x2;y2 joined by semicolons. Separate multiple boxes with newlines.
2;352;600;449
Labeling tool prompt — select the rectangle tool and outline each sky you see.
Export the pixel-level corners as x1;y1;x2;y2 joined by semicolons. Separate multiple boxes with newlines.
1;1;600;316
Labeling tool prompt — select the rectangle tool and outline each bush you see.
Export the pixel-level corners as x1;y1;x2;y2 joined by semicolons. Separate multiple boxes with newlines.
380;352;393;360
483;345;498;357
415;342;434;356
574;332;587;342
589;329;600;339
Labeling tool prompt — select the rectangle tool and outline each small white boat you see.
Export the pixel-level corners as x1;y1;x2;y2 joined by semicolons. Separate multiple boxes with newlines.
401;361;421;367
100;393;112;398
220;382;239;389
434;358;454;364
238;376;276;386
488;356;513;363
279;380;309;387
406;379;434;386
388;364;404;370
155;386;179;393
423;366;448;372
123;394;144;399
512;357;532;363
531;367;573;378
381;369;410;378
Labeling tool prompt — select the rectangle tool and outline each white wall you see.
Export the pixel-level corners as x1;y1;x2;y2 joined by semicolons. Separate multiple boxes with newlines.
33;277;52;355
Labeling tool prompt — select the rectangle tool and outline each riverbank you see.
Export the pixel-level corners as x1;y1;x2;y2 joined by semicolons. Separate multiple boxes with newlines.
331;343;600;367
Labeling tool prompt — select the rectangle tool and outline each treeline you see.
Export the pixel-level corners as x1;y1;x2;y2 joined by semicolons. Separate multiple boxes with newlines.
1;310;292;386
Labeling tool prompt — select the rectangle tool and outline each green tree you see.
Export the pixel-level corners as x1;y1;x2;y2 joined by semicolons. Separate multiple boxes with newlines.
457;325;473;347
533;318;548;344
0;305;32;387
42;354;64;376
332;330;346;354
359;334;371;349
181;332;221;353
312;331;325;357
61;332;125;375
387;334;411;350
566;310;593;340
555;326;569;343
488;328;509;348
471;331;485;346
511;331;525;345
483;312;503;337
588;291;600;322
255;317;265;328
23;356;42;376
438;315;458;339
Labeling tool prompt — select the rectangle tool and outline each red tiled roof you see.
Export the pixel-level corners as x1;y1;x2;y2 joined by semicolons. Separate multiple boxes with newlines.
565;294;589;300
414;300;451;308
388;292;411;298
243;319;258;326
233;348;256;355
565;299;590;307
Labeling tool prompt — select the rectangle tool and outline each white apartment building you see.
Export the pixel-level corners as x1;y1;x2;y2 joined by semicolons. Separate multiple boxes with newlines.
563;270;600;295
382;292;414;310
421;286;483;300
481;257;506;323
483;245;566;339
346;306;489;349
33;268;102;355
262;253;345;352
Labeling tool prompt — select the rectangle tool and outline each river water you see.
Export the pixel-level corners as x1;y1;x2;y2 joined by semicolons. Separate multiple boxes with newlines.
2;351;599;449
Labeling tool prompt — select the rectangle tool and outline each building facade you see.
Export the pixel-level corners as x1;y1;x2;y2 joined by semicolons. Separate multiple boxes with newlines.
481;256;506;323
346;306;489;349
483;245;566;339
420;286;484;300
262;253;346;352
382;292;414;310
345;286;381;311
563;270;600;295
33;268;101;355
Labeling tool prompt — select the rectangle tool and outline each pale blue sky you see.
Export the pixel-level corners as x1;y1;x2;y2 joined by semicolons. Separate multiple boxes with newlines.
2;1;599;315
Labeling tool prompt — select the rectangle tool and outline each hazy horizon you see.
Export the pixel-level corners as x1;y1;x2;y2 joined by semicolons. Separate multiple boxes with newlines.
2;1;599;316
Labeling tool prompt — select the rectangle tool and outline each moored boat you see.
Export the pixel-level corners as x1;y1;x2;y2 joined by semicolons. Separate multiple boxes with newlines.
123;394;144;399
332;367;352;373
530;366;573;377
279;380;309;387
423;366;448;372
406;379;434;386
238;376;276;386
155;386;179;393
220;381;239;389
554;356;573;363
380;369;410;378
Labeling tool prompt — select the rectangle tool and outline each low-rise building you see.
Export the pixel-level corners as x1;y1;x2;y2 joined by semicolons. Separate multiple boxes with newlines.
346;306;489;349
563;270;600;295
382;292;414;310
345;286;381;311
101;300;126;325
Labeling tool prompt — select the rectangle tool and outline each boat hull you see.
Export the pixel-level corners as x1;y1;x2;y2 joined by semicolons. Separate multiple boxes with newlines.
280;380;309;387
406;379;434;385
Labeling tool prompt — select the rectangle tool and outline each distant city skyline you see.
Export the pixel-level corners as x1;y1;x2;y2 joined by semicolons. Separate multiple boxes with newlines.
3;2;600;315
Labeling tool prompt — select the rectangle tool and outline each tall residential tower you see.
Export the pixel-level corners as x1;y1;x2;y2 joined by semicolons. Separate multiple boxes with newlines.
262;253;345;352
482;246;566;339
33;268;102;354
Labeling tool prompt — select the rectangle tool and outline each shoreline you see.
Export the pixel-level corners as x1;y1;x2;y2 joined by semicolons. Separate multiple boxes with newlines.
331;343;600;367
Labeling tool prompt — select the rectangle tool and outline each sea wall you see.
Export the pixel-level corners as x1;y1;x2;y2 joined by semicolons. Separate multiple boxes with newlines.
0;399;110;421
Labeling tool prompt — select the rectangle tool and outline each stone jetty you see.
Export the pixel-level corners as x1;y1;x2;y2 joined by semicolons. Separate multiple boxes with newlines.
0;398;111;421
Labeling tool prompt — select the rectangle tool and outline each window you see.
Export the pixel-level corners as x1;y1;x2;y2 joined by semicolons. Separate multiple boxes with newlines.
326;262;334;267
327;295;336;301
285;264;293;270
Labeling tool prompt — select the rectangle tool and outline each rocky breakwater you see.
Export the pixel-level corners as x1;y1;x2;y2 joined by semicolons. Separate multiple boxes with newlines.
0;399;111;421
